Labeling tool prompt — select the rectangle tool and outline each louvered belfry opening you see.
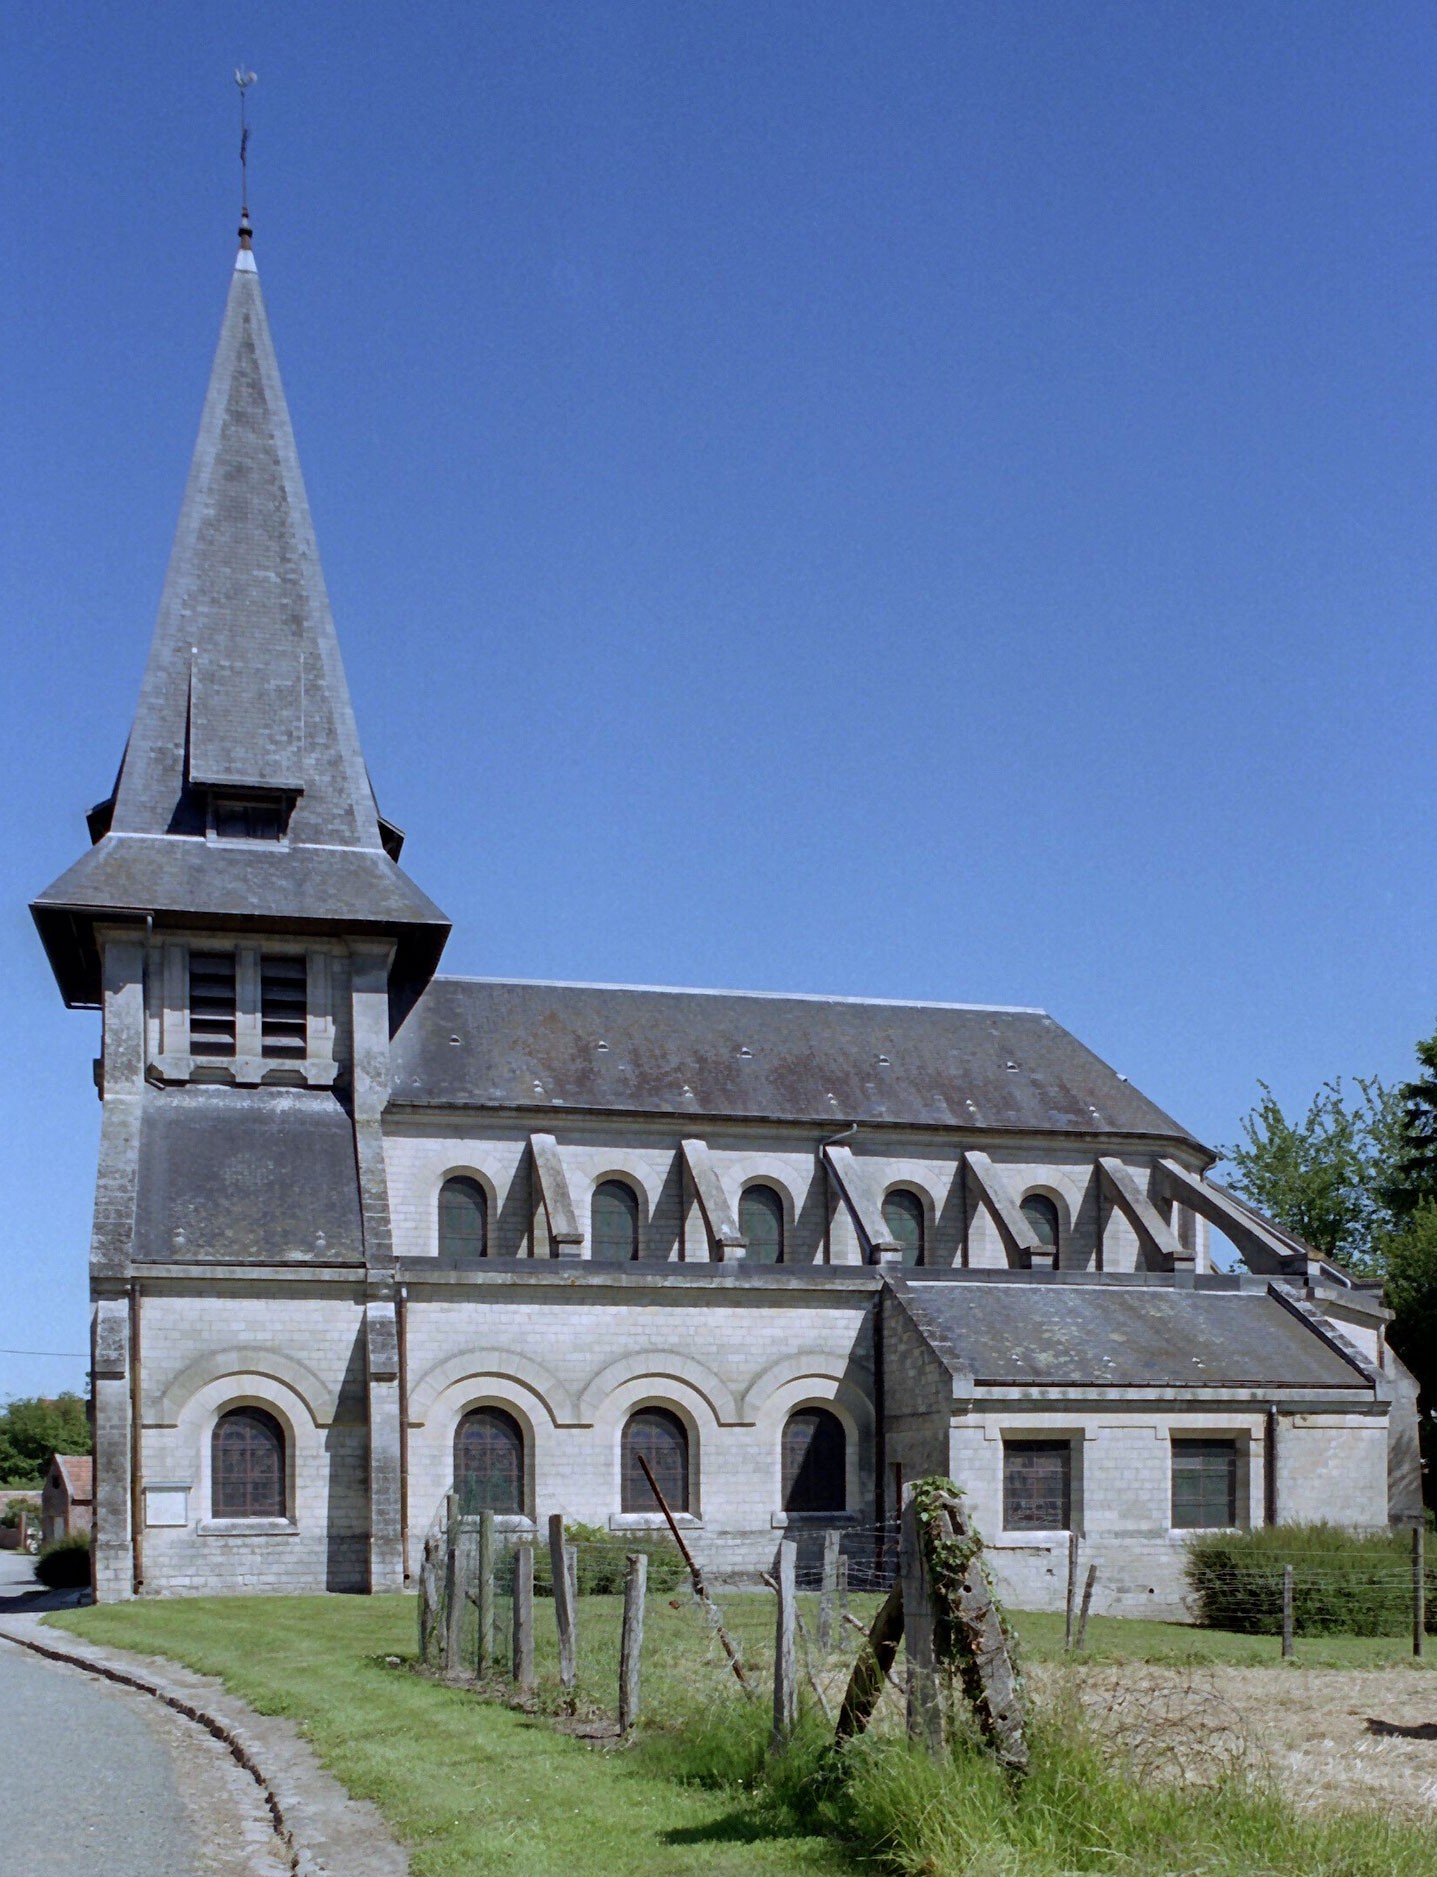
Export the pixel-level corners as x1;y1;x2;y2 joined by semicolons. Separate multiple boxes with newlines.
782;1407;846;1513
622;1407;689;1512
260;955;307;1057
455;1407;524;1515
212;1406;286;1518
190;952;238;1056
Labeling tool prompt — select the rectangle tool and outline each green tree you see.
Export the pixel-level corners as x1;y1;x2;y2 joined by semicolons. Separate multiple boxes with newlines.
0;1393;91;1486
1222;1077;1402;1274
1383;1200;1437;1410
1386;1021;1437;1219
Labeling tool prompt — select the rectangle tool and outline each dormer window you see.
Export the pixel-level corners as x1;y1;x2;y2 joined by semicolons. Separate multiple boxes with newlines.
208;789;293;842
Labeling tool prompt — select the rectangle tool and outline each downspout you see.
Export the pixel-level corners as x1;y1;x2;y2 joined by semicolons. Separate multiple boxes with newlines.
130;1280;143;1592
1264;1404;1279;1526
397;1284;410;1583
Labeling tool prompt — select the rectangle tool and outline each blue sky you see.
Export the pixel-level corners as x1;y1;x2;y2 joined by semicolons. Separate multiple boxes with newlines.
4;3;1436;1402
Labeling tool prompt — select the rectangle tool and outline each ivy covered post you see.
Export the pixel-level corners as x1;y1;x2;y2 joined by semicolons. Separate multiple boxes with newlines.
910;1478;1028;1778
899;1489;944;1754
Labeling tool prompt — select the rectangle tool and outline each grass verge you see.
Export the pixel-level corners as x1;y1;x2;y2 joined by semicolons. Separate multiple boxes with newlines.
48;1594;1437;1877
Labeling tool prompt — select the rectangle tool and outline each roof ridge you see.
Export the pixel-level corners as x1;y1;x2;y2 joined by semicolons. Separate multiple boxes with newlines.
429;973;1047;1015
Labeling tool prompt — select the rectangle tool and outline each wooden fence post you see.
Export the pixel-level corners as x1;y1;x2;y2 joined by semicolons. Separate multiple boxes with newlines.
1414;1525;1425;1660
1073;1562;1097;1653
477;1509;495;1674
1064;1530;1080;1650
619;1551;648;1734
899;1489;944;1755
837;1552;849;1629
565;1541;579;1612
818;1529;839;1654
443;1492;463;1674
549;1513;577;1692
1281;1563;1294;1659
772;1538;798;1749
512;1541;535;1695
418;1532;440;1665
834;1584;904;1746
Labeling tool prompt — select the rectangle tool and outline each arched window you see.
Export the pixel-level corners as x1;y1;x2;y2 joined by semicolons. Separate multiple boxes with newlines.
622;1407;690;1512
882;1189;925;1265
212;1407;285;1519
454;1407;525;1515
740;1184;785;1264
1021;1194;1060;1260
592;1180;639;1262
438;1176;487;1259
782;1407;846;1514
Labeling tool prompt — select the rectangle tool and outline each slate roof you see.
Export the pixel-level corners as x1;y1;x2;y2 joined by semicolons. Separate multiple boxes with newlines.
390;976;1200;1144
890;1277;1367;1390
32;244;448;1005
132;1085;365;1264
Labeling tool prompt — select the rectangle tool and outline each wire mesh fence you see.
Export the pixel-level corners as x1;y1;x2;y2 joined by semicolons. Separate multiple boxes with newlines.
416;1495;1434;1746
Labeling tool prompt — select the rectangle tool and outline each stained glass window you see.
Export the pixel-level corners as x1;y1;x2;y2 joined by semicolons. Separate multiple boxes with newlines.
622;1407;689;1512
740;1185;784;1264
212;1407;285;1519
1003;1439;1071;1530
592;1181;639;1262
882;1189;924;1265
455;1407;525;1515
439;1177;487;1259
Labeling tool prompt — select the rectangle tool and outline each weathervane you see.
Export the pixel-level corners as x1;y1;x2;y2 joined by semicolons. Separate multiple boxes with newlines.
235;67;258;245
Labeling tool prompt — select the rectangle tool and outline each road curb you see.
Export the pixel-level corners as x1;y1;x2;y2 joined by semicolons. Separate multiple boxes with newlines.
0;1617;405;1875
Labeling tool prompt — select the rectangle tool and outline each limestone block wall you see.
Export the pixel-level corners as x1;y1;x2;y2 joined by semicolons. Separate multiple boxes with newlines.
383;1117;1179;1272
402;1278;875;1573
134;1286;371;1595
945;1405;1385;1617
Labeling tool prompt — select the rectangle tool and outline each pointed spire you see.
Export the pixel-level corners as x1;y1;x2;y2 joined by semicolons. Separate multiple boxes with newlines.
111;246;380;847
32;243;449;1005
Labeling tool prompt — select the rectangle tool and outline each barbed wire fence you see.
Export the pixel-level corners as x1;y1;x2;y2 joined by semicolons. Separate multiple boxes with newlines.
415;1493;1435;1750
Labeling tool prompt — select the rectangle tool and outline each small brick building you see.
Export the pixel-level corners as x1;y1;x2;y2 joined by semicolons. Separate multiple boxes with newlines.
40;1455;93;1547
32;219;1420;1609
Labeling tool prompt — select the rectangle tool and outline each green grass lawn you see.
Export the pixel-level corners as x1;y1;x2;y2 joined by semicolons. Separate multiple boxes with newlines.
48;1591;1437;1877
1013;1606;1437;1669
50;1594;851;1877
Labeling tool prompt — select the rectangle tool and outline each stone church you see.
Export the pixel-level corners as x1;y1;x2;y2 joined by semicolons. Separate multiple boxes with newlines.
33;222;1419;1608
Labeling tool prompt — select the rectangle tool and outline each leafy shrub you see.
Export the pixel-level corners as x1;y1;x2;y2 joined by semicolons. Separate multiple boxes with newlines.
0;1497;29;1530
532;1521;686;1597
1185;1523;1434;1636
35;1531;92;1589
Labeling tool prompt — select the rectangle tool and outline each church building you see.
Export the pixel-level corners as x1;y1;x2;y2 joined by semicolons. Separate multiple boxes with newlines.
33;220;1419;1608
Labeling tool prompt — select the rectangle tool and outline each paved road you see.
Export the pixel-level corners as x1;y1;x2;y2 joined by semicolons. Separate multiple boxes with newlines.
0;1552;207;1876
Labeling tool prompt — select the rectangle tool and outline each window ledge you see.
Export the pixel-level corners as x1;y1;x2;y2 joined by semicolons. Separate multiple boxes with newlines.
770;1511;859;1529
993;1532;1074;1548
608;1513;701;1532
453;1515;535;1533
196;1518;298;1537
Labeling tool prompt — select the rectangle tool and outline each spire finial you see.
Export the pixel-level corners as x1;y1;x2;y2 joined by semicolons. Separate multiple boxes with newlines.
235;68;258;247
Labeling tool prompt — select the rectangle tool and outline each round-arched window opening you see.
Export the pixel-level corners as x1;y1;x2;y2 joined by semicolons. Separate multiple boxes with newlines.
592;1180;639;1262
622;1407;690;1512
212;1406;286;1519
454;1406;525;1515
439;1176;487;1259
1021;1194;1060;1256
740;1184;785;1264
882;1189;925;1265
782;1407;846;1514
